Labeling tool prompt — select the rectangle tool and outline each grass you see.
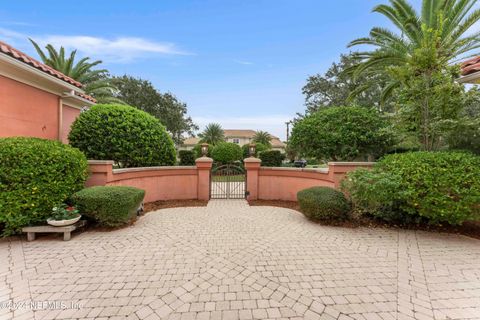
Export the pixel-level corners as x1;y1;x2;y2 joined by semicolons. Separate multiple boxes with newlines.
212;175;245;182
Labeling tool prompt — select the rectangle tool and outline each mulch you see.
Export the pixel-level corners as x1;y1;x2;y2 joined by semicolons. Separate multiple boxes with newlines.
143;199;208;213
248;199;480;240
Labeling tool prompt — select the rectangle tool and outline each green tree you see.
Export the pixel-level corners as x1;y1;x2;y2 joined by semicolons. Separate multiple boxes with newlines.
211;142;243;164
348;0;480;101
199;123;225;145
110;76;198;144
303;53;391;113
29;39;119;104
290;106;394;161
252;131;272;147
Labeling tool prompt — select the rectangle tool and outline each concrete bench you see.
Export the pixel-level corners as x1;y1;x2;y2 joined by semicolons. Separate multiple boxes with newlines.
22;220;87;241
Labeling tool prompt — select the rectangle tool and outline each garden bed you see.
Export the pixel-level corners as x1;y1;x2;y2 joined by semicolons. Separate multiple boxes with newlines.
248;200;480;240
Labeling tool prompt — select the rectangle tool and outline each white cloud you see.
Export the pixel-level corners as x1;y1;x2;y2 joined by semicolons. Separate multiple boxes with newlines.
233;59;253;65
193;115;292;140
0;27;190;63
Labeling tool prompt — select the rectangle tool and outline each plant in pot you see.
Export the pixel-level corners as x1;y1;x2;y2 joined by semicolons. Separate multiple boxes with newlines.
47;204;81;226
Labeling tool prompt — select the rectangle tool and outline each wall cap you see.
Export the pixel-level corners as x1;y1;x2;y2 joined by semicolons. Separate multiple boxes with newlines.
113;166;196;174
328;162;375;166
244;157;262;163
195;157;213;163
87;160;115;165
260;167;329;173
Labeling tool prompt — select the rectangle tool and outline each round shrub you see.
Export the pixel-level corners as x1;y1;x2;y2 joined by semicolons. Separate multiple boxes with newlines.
242;142;268;158
69;104;176;168
72;186;145;227
179;150;195;165
211;142;243;163
0;137;88;236
259;150;285;167
343;151;480;225
297;187;351;221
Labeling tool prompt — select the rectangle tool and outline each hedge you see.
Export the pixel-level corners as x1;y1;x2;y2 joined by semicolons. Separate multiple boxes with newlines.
342;151;480;225
179;150;195;165
297;187;350;221
69;104;176;168
0;137;88;236
211;142;243;163
259;150;285;167
72;186;145;227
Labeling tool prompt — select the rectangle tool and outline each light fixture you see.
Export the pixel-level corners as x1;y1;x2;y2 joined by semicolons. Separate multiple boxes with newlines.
249;143;256;157
201;143;209;156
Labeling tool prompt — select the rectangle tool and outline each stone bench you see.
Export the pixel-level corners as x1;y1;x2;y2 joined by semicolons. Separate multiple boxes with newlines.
22;220;87;241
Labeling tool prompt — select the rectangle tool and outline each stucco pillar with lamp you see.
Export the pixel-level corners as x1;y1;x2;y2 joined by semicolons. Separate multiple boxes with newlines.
244;143;261;201
195;143;213;200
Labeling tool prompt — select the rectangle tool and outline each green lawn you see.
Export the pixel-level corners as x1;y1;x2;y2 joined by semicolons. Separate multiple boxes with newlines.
212;175;245;182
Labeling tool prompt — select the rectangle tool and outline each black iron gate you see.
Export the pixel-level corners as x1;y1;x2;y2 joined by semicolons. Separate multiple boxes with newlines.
210;164;246;199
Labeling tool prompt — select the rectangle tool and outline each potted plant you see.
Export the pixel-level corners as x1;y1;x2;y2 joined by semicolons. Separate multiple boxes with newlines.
47;204;81;226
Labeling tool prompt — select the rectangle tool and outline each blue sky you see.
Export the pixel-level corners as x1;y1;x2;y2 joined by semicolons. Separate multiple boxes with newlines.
1;0;418;139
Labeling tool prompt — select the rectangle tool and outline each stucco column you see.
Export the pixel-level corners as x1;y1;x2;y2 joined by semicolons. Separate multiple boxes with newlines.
196;157;213;200
244;157;262;200
86;160;114;187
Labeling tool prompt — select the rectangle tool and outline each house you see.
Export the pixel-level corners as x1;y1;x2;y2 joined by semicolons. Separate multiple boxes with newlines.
0;40;95;143
179;129;286;153
459;56;480;84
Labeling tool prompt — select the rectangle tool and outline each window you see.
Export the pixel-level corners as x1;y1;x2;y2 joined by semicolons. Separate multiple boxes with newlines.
233;138;239;144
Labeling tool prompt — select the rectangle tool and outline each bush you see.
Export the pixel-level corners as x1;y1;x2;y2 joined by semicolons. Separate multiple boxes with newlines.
72;186;145;227
290;106;394;161
179;150;195;165
0;137;88;236
193;143;213;158
297;187;351;221
342;151;480;225
211;142;243;163
242;142;269;158
259;150;285;167
69;104;176;168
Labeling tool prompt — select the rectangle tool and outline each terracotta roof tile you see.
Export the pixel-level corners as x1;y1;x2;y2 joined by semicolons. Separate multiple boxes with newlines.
461;56;480;76
0;40;83;88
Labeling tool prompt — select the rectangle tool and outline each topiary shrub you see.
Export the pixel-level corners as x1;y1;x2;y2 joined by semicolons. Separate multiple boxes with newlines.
69;104;176;168
211;142;243;163
342;151;480;225
242;142;269;158
72;186;145;227
297;187;351;221
0;137;88;236
179;150;195;165
259;150;285;167
193;143;213;158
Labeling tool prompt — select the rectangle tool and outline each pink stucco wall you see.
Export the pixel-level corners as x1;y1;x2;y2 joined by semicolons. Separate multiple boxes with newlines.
86;160;213;203
0;75;59;140
61;105;80;143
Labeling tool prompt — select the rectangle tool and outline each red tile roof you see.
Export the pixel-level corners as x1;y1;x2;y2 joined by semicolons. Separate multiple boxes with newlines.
0;40;84;88
461;56;480;76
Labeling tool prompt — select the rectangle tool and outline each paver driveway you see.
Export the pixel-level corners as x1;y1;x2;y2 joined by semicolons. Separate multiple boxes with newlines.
1;200;480;320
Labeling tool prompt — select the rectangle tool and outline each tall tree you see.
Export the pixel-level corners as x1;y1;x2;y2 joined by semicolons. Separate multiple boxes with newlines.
199;123;225;145
348;0;480;101
303;53;391;114
110;76;198;144
29;39;119;104
252;131;272;147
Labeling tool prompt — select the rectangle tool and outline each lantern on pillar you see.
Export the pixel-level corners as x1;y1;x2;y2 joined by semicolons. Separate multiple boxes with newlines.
200;143;209;157
249;143;256;157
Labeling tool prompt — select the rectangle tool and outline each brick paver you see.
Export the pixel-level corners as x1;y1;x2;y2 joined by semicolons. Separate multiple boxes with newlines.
1;200;479;319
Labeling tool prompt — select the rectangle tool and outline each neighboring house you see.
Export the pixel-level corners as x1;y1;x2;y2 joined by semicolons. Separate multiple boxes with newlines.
0;40;96;143
459;56;480;84
179;129;286;153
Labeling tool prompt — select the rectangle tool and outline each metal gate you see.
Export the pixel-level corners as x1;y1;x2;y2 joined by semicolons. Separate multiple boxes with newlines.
210;164;246;199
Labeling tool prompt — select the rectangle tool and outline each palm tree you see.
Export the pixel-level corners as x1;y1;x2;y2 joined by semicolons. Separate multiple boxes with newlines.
252;130;272;147
29;39;121;104
347;0;480;102
199;123;225;145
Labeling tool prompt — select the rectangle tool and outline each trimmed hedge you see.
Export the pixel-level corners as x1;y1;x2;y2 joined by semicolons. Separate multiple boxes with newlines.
72;186;145;227
297;187;350;221
211;142;243;163
179;150;195;165
259;150;285;167
69;104;176;168
0;137;88;236
342;151;480;225
242;142;269;158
